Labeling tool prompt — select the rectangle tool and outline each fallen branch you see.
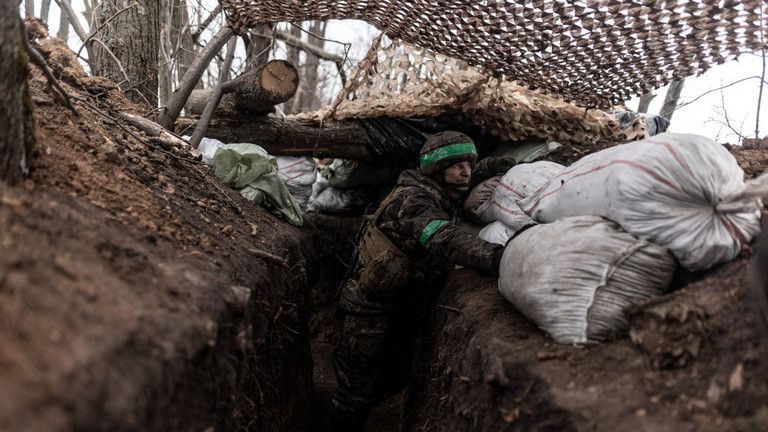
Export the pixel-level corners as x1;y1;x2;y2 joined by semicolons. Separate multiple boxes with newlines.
190;4;221;42
120;112;201;160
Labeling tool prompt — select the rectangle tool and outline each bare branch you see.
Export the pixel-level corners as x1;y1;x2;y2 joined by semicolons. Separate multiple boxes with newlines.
158;25;235;129
189;38;237;148
22;22;79;115
53;0;89;43
275;28;347;84
190;3;220;42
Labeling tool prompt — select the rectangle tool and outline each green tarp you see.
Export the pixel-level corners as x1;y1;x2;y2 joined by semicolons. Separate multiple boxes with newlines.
212;143;303;226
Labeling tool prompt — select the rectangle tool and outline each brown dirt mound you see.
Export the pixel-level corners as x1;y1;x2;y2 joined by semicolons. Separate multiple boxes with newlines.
0;38;337;432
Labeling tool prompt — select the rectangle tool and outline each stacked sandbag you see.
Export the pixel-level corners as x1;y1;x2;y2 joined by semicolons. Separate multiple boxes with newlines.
306;174;370;215
463;176;501;221
518;133;766;271
276;156;316;211
475;161;564;244
499;216;676;344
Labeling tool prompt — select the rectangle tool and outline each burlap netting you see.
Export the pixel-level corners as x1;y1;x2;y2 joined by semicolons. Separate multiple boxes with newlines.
292;37;645;145
219;0;766;108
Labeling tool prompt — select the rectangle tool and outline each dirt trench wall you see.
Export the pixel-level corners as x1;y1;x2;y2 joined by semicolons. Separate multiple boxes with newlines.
0;184;317;432
404;263;768;432
0;61;352;431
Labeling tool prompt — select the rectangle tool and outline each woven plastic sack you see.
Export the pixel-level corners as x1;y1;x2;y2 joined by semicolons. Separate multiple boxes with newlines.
307;174;369;214
478;221;518;246
276;156;316;211
463;176;501;216
475;161;564;229
518;133;766;271
499;216;676;344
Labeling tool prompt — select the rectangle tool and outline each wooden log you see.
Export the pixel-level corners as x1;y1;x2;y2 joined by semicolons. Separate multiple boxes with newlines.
185;89;236;115
221;59;299;114
176;115;372;161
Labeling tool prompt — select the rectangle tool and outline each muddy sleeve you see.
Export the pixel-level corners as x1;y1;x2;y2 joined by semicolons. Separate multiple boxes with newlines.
396;191;503;274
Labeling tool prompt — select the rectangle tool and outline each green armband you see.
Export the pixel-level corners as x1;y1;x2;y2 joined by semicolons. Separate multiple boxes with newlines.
419;219;449;246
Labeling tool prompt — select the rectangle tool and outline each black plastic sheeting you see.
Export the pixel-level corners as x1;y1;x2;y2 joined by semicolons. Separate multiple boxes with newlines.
354;115;501;168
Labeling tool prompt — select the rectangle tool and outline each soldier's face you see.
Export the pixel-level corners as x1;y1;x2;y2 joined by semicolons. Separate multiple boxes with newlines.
443;161;472;191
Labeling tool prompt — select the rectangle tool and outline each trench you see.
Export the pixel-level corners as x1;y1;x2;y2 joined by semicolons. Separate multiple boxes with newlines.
296;214;578;432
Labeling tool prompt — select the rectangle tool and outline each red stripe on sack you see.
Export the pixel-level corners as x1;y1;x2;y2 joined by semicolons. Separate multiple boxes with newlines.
280;159;307;170
499;182;526;198
720;215;749;247
644;139;693;175
524;159;683;214
285;171;312;181
493;202;526;216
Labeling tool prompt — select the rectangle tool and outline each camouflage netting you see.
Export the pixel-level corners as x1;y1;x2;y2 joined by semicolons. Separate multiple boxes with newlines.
292;37;645;145
220;0;767;108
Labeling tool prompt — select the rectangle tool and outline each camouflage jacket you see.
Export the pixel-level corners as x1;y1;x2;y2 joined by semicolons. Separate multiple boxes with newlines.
376;169;503;274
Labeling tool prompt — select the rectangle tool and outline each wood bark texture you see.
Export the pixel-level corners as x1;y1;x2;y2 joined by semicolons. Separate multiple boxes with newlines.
660;79;685;121
176;115;371;160
637;92;656;114
185;89;236;114
92;0;160;107
1;12;35;185
158;25;234;130
222;59;299;114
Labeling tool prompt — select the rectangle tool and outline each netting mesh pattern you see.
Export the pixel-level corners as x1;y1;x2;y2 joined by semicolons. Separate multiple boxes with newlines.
220;0;766;108
292;37;645;145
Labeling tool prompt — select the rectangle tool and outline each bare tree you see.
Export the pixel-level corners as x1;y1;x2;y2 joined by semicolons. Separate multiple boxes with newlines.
659;79;685;121
92;0;160;107
24;0;34;17
56;8;69;39
293;20;326;113
40;0;52;25
1;12;36;184
637;92;656;113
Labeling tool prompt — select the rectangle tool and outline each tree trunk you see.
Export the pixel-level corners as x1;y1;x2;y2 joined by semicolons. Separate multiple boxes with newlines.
295;20;325;113
92;0;160;108
174;0;197;89
56;8;69;39
40;0;52;24
660;79;685;121
222;59;298;114
1;11;36;185
637;92;655;114
185;89;236;114
158;0;173;107
283;24;302;114
176;115;371;160
245;23;273;71
25;0;35;17
158;25;234;130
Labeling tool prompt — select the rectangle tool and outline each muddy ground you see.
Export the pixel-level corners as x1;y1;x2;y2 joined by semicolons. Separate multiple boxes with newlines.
2;35;768;432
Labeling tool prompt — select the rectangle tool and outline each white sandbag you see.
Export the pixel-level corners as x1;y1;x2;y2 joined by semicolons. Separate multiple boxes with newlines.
518;133;764;271
307;174;369;214
499;216;676;344
475;161;563;228
463;176;501;216
478;221;518;246
276;156;316;210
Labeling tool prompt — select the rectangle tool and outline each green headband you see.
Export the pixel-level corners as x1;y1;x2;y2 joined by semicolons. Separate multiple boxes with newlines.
420;142;477;168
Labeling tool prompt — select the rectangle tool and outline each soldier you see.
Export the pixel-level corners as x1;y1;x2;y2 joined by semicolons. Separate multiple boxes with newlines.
330;131;515;431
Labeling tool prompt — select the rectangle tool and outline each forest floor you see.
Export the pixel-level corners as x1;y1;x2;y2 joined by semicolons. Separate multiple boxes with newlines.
1;35;767;432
